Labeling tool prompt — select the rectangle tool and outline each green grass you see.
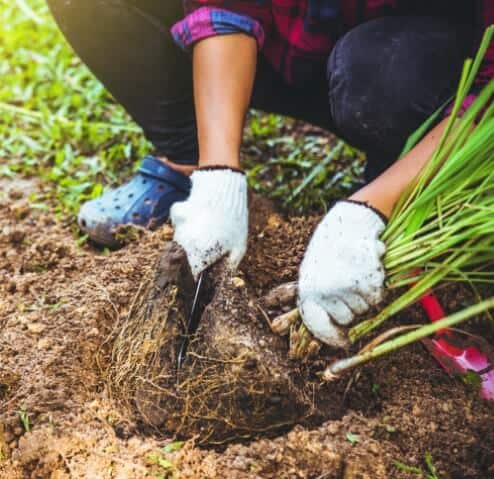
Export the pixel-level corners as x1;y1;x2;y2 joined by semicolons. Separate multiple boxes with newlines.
243;111;364;214
1;0;151;219
18;407;31;432
1;0;361;225
393;452;441;479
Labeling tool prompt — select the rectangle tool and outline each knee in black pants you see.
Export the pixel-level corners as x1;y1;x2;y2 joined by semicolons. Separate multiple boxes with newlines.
47;0;198;164
327;16;471;180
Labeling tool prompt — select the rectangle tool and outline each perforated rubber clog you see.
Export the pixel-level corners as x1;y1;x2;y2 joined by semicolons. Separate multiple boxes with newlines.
78;156;191;246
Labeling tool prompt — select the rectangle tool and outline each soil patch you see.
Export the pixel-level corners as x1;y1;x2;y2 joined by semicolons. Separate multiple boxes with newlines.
0;181;493;478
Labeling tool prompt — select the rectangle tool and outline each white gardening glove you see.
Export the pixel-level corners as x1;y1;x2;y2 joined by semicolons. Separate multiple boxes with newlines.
298;200;386;348
170;167;248;278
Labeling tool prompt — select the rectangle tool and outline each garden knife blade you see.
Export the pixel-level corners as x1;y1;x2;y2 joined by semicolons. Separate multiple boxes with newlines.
176;270;206;372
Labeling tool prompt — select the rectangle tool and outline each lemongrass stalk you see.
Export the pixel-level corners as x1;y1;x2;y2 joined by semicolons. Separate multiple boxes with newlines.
439;277;494;285
434;86;494;161
385;123;494;242
323;296;494;381
383;34;494;243
411;23;494;179
383;82;494;274
394;187;492;234
385;223;494;271
399;98;452;158
350;244;479;341
386;227;480;265
386;166;494;245
386;195;492;253
357;237;491;337
392;114;494;222
386;218;494;268
387;238;494;284
384;195;494;274
389;268;494;289
385;65;470;231
387;261;494;289
424;119;494;196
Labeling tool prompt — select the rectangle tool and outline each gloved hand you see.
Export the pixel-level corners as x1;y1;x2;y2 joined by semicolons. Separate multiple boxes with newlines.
170;167;248;278
298;200;386;347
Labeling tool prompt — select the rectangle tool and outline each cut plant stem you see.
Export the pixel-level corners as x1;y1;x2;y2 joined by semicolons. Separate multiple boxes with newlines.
270;308;300;336
289;321;321;361
323;296;494;381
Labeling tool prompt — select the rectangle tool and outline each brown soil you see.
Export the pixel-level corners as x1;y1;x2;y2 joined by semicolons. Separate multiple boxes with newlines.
1;181;493;479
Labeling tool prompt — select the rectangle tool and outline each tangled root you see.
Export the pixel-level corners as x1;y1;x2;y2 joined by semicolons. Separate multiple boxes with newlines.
108;242;341;445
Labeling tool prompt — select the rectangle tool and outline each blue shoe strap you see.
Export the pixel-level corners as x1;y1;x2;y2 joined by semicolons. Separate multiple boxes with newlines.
138;156;192;193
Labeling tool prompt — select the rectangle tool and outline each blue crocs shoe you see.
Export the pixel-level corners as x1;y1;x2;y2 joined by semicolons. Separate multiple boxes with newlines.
78;156;191;247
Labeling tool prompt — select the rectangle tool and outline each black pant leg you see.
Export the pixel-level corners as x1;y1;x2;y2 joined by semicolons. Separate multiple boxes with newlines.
47;0;198;165
251;57;333;130
327;16;473;182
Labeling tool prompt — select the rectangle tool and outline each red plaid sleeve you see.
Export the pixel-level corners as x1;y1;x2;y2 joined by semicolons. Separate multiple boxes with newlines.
171;1;272;50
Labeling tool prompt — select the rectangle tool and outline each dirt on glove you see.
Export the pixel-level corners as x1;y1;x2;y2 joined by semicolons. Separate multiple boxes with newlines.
1;180;493;479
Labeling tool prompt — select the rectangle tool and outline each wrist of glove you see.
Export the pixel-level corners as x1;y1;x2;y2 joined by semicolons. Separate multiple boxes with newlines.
298;200;387;348
170;167;248;278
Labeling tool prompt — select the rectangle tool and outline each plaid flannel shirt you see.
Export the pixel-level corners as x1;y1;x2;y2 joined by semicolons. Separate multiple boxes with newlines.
171;1;493;100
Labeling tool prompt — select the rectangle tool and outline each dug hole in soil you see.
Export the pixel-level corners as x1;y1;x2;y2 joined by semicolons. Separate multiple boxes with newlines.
0;179;493;478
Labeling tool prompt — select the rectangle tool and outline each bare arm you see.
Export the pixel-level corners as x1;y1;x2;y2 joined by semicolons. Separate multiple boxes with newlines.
193;34;257;169
161;34;257;174
350;118;448;217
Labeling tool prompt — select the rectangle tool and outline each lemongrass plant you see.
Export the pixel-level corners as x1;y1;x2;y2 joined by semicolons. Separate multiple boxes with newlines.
349;26;494;342
325;296;494;380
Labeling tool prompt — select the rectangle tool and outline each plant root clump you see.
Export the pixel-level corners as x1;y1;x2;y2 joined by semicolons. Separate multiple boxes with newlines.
108;242;342;445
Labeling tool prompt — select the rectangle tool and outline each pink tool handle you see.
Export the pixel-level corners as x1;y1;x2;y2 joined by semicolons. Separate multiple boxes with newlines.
418;289;494;400
418;290;449;333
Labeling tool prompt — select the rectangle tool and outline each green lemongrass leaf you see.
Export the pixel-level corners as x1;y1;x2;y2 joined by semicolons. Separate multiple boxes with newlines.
388;257;494;289
425;114;494;195
386;232;494;280
387;61;472;229
332;296;494;377
442;89;494;162
399;97;452;158
398;75;494;217
385;211;494;270
388;186;494;251
403;201;434;239
352;246;478;341
385;115;494;243
386;189;494;267
442;277;494;285
385;203;480;256
383;26;493;242
436;195;444;230
461;25;494;96
383;87;494;256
